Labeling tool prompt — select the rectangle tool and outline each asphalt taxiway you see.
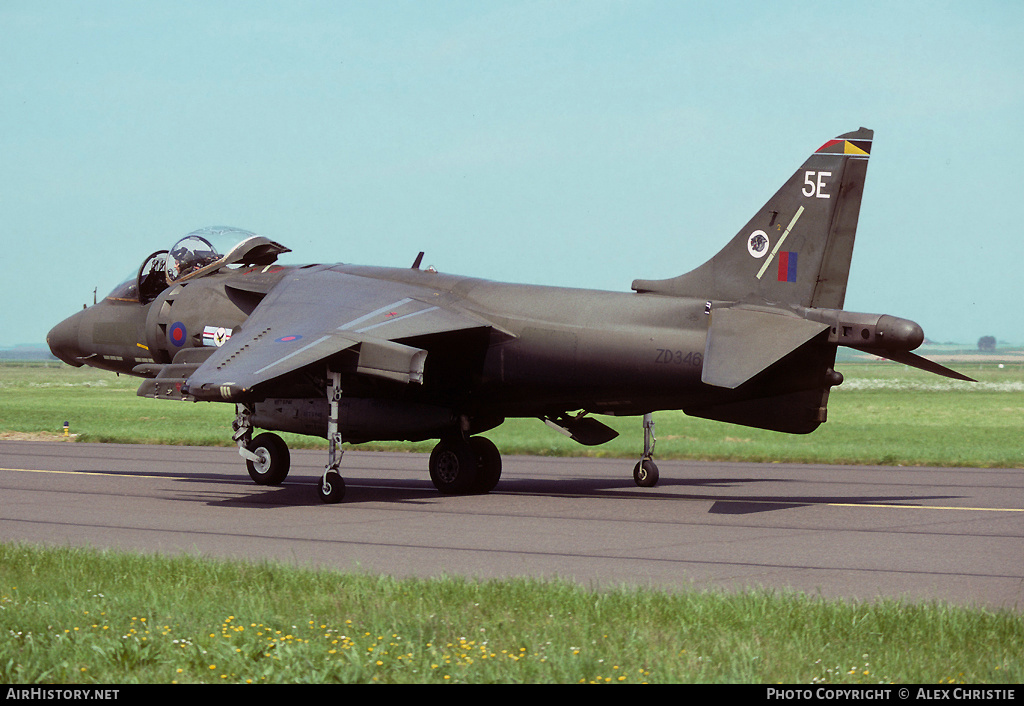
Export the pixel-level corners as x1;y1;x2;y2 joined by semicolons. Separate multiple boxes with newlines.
1;441;1021;610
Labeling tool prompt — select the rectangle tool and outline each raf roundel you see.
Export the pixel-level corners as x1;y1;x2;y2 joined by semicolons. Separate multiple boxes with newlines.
275;334;303;343
169;322;187;347
747;230;770;259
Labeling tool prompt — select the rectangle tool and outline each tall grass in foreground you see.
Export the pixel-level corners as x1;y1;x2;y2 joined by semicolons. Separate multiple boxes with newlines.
1;543;1020;684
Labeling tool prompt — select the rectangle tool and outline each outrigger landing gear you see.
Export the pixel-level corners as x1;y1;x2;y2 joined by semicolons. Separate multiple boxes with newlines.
317;371;346;504
234;404;290;486
633;412;660;488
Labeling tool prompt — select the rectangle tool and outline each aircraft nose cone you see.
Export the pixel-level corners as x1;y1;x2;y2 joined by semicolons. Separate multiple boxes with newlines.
47;311;85;367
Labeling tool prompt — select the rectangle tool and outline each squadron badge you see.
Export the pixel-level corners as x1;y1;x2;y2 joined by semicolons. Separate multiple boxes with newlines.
747;230;769;259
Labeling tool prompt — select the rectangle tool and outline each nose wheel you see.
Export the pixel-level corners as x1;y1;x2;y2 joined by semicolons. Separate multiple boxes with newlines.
245;432;291;486
234;405;291;486
318;471;346;503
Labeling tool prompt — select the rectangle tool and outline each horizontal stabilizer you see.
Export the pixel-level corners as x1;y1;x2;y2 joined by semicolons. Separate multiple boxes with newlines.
702;308;829;389
542;414;619;446
856;348;976;382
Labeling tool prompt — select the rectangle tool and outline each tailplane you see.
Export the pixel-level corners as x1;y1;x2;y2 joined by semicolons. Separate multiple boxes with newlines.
632;128;873;309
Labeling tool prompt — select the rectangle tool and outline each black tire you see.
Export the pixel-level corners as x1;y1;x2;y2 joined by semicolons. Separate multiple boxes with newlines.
633;458;659;488
428;438;479;495
469;436;502;493
246;432;290;485
318;471;346;503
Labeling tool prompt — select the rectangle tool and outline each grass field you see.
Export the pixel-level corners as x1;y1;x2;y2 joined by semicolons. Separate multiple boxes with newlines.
1;360;1022;684
1;359;1021;468
1;543;1021;684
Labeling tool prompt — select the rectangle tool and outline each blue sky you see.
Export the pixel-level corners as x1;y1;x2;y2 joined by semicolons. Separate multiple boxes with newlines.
3;0;1021;347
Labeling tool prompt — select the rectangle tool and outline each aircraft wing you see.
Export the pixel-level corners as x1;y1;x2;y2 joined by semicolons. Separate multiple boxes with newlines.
179;267;496;401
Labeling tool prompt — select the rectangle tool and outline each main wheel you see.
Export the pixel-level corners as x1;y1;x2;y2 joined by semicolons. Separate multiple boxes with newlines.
633;458;659;488
428;438;479;495
469;436;502;493
318;471;345;503
246;432;290;485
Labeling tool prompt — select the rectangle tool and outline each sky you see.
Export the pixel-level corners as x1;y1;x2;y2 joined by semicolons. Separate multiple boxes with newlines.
2;0;1022;347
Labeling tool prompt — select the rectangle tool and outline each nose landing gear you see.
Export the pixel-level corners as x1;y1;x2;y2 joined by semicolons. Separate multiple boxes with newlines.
234;405;291;486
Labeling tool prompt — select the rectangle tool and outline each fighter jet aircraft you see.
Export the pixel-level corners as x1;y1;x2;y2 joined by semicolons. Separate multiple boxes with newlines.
47;128;973;503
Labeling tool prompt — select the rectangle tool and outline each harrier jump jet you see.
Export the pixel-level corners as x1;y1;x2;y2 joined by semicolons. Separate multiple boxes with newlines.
47;128;972;503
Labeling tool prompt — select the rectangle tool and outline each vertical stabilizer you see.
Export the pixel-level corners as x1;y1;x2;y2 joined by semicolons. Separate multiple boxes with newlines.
632;128;872;309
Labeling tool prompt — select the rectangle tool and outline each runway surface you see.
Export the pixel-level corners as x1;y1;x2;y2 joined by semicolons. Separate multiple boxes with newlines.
1;440;1022;610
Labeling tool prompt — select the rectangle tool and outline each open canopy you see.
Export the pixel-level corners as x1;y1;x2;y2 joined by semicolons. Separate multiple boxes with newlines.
166;226;290;284
105;226;290;303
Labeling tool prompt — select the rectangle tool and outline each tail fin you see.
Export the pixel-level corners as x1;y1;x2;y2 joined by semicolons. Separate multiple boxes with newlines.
632;128;872;309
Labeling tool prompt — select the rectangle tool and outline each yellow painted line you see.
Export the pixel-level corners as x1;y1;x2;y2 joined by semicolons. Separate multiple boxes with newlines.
710;497;1024;513
0;467;159;480
827;502;1024;513
3;467;1023;512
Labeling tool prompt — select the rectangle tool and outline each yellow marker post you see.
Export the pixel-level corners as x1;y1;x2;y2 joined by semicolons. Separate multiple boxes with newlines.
63;421;69;440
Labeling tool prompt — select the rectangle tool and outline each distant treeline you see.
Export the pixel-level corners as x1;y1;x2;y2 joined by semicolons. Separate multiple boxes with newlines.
0;347;57;361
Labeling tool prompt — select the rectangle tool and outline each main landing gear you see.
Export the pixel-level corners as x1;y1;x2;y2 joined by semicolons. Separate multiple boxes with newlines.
428;434;502;495
232;389;654;502
232;373;502;504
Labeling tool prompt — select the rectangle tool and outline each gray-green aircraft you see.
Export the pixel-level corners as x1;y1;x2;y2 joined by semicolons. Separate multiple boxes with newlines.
47;128;972;503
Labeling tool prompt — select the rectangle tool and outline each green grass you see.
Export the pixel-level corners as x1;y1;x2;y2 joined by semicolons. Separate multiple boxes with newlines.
3;363;1021;684
1;543;1020;684
1;360;1021;467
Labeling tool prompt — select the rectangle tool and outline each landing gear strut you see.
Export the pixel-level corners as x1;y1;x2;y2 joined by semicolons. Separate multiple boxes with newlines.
233;382;502;503
318;371;346;504
234;404;291;486
633;412;659;487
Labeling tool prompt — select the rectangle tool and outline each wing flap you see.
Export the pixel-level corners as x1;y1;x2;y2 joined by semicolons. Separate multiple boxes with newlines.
702;307;829;389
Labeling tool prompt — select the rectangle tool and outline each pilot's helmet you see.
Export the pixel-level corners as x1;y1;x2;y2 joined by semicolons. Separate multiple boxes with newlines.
166;226;258;282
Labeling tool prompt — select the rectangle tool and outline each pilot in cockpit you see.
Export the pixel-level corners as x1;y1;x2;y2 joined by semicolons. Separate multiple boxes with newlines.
167;234;226;282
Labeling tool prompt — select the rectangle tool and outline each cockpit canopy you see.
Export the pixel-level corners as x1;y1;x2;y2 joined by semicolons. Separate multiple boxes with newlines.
106;226;290;304
166;226;290;284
